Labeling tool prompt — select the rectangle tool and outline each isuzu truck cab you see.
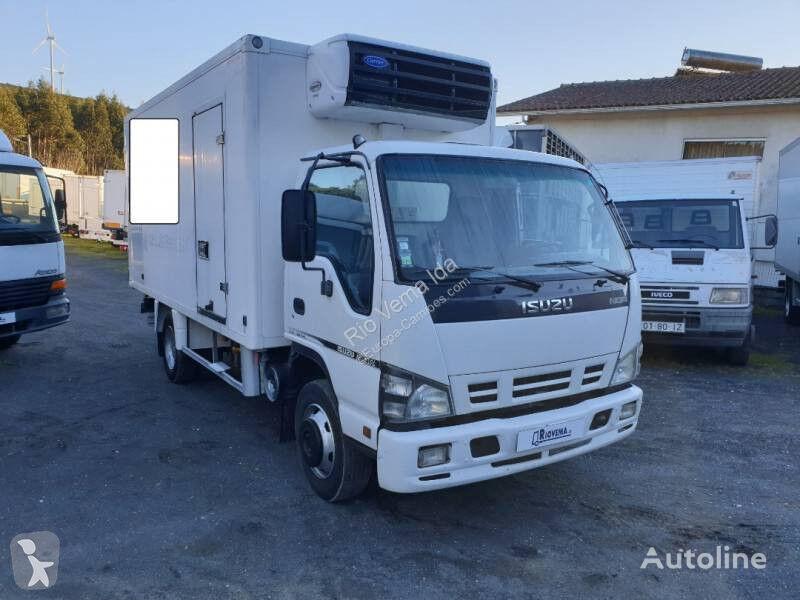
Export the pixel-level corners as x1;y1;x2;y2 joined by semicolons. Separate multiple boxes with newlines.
0;130;69;349
127;34;642;501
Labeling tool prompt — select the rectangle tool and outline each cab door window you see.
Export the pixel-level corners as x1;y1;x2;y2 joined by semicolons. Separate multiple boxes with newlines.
308;165;374;314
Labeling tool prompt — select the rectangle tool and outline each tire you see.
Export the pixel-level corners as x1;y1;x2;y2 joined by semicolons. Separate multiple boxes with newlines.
726;338;750;366
785;278;800;325
294;379;373;502
161;319;197;383
0;334;21;349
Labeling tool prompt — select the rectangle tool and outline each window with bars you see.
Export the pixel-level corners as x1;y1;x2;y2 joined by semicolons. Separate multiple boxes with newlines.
682;139;765;160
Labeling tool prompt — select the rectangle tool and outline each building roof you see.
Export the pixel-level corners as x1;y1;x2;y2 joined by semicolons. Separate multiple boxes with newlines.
498;66;800;115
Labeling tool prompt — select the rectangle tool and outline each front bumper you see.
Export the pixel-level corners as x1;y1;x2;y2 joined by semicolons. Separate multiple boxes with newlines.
642;306;751;348
0;295;70;339
377;384;642;493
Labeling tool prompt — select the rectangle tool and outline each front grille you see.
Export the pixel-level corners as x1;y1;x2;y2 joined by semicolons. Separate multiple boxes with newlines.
581;364;604;386
671;251;704;266
468;380;498;404
346;41;492;122
512;369;571;399
0;276;55;312
641;285;699;305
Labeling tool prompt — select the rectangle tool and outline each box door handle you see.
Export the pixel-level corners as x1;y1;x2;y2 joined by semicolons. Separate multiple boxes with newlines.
293;298;305;315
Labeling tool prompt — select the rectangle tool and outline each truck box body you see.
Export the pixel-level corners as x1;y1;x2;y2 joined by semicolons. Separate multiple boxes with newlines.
777;138;800;283
102;169;128;232
127;35;496;353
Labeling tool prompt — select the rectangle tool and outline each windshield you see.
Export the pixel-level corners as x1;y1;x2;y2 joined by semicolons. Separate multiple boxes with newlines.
378;155;632;282
616;199;743;250
0;167;59;235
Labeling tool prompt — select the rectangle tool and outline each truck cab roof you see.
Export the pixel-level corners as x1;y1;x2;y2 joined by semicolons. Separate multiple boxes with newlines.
314;140;587;171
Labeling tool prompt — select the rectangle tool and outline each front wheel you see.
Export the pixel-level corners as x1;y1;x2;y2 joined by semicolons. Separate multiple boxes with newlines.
726;336;751;366
161;319;197;383
0;334;21;350
785;278;800;325
294;379;373;502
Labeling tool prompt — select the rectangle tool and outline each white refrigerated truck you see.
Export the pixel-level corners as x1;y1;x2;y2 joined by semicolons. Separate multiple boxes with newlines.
0;130;70;348
777;139;800;324
594;158;777;365
127;34;643;501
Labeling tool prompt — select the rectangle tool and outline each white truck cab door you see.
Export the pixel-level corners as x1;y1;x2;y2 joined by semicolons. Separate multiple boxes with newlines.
285;161;382;447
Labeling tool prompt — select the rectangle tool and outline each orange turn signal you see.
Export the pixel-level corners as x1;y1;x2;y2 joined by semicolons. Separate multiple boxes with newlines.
50;278;67;293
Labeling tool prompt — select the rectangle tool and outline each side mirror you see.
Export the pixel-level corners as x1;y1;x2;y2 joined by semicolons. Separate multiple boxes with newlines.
53;188;66;223
281;189;317;262
765;215;778;248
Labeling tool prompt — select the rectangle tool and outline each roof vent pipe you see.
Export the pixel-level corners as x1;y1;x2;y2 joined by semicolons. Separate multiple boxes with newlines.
681;48;763;72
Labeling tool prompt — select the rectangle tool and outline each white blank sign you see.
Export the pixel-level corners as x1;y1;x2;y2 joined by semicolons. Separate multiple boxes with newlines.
129;119;179;224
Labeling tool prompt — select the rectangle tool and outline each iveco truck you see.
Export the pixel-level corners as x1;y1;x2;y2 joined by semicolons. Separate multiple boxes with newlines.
595;158;777;366
127;34;643;501
0;130;70;348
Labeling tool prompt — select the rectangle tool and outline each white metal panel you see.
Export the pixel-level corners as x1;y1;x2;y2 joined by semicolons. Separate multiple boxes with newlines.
102;169;127;228
777;138;800;280
192;104;227;320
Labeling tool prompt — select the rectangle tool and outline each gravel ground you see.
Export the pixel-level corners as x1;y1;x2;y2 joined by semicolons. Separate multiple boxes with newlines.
1;240;798;599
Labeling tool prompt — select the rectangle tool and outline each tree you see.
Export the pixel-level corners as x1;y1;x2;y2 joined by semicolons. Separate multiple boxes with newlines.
0;87;27;152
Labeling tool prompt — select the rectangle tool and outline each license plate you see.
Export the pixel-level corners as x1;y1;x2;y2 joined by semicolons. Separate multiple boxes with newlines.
0;312;16;325
516;418;584;452
642;320;685;333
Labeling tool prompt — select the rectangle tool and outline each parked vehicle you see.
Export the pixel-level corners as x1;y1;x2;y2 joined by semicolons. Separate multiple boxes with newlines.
594;157;777;365
777;138;800;324
0;129;70;348
127;34;643;501
64;174;110;241
102;169;128;246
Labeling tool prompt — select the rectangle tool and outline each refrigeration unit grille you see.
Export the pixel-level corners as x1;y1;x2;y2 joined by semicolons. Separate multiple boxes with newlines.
544;129;587;165
346;41;493;122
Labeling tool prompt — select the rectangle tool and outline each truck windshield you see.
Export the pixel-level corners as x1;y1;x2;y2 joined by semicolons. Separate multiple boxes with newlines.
379;155;632;283
0;166;59;239
616;199;743;250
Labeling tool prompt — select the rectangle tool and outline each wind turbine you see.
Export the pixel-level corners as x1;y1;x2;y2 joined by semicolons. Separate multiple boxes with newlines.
33;10;66;92
42;64;65;94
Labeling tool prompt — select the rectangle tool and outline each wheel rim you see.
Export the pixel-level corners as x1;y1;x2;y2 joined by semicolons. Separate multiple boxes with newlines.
164;327;177;371
300;403;335;479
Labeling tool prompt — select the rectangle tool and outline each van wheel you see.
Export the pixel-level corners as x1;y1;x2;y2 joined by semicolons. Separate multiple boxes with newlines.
0;334;21;349
785;278;800;325
161;320;197;383
726;338;750;366
295;379;373;502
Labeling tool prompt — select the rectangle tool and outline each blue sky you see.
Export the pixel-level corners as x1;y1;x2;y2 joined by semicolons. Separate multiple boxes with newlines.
2;0;799;113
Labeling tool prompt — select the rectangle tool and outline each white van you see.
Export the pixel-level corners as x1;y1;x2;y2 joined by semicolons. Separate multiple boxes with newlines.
127;34;643;501
595;158;777;365
0;130;70;348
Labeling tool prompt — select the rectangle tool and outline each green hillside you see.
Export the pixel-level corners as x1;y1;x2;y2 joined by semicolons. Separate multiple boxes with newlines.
0;80;128;175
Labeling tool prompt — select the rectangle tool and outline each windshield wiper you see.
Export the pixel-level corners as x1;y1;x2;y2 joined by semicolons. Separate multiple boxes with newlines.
657;238;719;251
453;266;542;292
534;260;629;284
629;239;654;249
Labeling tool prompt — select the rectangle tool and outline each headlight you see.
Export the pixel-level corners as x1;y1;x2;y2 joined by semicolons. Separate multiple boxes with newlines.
710;287;747;304
380;369;453;422
611;343;642;385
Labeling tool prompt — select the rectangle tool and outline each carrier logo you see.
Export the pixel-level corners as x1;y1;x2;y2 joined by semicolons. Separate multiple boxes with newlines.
363;55;390;69
521;297;574;314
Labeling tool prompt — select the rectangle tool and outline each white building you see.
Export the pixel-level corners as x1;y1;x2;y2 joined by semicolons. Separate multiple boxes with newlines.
498;62;800;288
